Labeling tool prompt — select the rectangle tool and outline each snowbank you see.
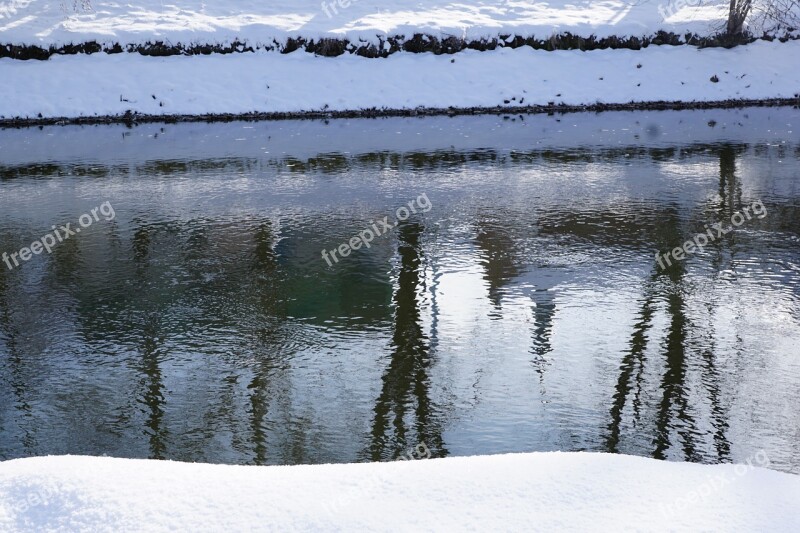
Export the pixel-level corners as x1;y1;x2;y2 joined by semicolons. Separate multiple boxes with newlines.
0;452;798;531
0;0;736;48
0;39;797;122
2;1;797;123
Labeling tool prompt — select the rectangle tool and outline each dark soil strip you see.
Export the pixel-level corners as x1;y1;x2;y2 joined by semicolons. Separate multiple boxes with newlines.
2;30;798;61
2;98;798;129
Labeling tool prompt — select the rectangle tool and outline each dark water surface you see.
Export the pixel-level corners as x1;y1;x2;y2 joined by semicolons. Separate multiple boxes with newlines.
0;109;798;472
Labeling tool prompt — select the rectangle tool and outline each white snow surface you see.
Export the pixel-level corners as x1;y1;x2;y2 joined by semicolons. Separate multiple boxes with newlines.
0;0;736;47
2;1;798;121
0;452;799;531
0;39;798;121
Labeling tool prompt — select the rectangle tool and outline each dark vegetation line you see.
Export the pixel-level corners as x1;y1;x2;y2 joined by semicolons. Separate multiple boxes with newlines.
2;30;798;61
1;97;798;129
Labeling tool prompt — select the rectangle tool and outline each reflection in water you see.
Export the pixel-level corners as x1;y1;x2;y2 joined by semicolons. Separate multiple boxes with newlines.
369;221;447;460
1;116;799;472
138;314;168;460
605;274;655;455
607;144;755;461
475;217;521;312
531;289;557;376
247;220;282;465
0;248;34;455
653;230;696;462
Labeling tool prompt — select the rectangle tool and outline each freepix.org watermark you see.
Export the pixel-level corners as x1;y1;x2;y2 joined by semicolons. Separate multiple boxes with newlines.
660;449;771;518
321;193;432;267
9;483;60;515
322;442;431;516
321;0;359;18
657;0;703;21
655;200;767;270
2;201;116;271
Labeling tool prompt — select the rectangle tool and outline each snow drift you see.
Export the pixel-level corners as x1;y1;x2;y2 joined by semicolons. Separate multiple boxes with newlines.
0;452;799;531
1;39;798;123
0;0;737;49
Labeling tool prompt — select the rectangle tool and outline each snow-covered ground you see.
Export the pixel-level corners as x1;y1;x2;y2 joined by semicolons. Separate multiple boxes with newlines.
1;452;799;531
1;1;798;122
1;38;797;121
0;0;738;48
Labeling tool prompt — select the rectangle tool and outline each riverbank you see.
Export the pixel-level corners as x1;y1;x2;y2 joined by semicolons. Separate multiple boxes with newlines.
1;452;799;531
1;39;798;126
0;0;776;51
1;98;798;128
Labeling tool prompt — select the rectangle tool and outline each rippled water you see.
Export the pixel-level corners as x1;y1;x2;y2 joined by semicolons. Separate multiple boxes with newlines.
0;109;799;472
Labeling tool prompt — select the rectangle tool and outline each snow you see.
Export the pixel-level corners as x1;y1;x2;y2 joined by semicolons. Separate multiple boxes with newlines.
0;452;798;531
0;39;797;121
0;0;737;48
1;1;797;121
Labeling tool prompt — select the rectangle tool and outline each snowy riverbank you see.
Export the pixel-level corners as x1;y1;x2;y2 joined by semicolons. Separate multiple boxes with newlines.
0;0;748;49
2;1;799;123
1;39;799;124
1;452;799;531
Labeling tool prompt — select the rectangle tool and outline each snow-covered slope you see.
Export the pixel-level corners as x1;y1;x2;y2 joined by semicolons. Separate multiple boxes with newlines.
1;39;797;122
0;0;736;48
1;452;799;531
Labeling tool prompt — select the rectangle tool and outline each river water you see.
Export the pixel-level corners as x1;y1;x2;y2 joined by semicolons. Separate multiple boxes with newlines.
0;108;798;472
